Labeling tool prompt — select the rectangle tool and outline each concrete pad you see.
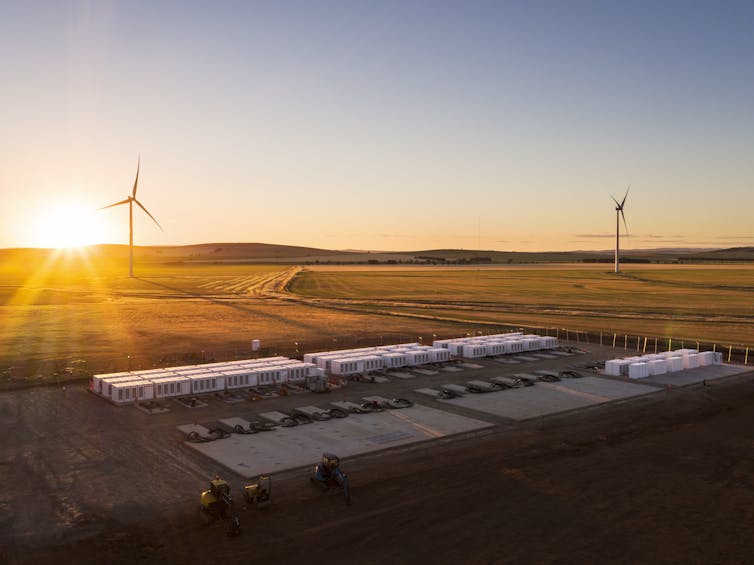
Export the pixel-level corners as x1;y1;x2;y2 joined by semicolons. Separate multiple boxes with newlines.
372;376;390;383
439;377;657;421
330;401;362;411
362;395;392;403
550;351;574;357
440;366;464;372
184;405;493;478
259;411;292;424
643;364;746;387
535;370;560;377
416;388;442;398
413;368;439;376
219;417;251;428
388;371;416;379
494;358;520;365
441;384;469;394
460;363;484;369
177;424;211;435
514;373;542;381
294;406;330;417
512;356;540;362
531;353;558;359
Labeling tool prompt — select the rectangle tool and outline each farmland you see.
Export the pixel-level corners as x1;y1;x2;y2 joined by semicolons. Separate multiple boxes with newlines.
289;264;754;346
1;248;752;385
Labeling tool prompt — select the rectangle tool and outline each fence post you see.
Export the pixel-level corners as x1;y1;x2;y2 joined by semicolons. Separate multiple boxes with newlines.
746;347;749;365
613;333;617;348
643;337;648;353
728;345;732;363
654;337;658;354
668;338;672;352
624;334;628;350
713;343;716;353
600;331;603;346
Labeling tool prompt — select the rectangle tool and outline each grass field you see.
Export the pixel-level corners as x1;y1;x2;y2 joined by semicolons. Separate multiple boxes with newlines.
289;264;754;347
0;251;469;382
1;250;752;384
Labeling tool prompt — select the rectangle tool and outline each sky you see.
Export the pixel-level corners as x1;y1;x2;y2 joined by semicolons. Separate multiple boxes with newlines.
1;0;754;251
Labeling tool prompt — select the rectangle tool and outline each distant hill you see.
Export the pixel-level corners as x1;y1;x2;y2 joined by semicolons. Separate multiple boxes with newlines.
1;243;753;264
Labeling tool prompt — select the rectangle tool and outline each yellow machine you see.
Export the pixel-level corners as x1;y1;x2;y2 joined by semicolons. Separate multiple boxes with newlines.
243;474;272;507
200;477;241;536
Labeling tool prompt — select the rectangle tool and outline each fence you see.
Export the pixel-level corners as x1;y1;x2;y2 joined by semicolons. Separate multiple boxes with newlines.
1;325;751;385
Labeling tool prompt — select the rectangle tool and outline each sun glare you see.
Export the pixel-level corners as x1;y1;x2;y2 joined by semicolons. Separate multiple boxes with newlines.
31;203;106;249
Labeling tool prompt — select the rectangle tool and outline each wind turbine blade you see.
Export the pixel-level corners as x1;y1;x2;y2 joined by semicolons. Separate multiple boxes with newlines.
134;198;164;231
131;156;140;197
98;198;130;211
611;195;621;208
620;185;630;208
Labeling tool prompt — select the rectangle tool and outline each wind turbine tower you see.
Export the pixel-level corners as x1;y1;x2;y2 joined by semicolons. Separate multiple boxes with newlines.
611;186;630;273
99;157;163;277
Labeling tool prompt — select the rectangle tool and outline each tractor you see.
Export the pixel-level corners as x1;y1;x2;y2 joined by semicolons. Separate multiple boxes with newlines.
310;453;351;505
200;476;241;536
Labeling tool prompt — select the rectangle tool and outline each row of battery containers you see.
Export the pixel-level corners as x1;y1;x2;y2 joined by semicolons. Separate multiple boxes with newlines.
432;333;558;358
604;349;723;379
91;358;324;404
304;344;452;376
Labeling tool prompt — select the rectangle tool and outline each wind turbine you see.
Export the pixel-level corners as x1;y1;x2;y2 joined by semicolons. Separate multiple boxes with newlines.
99;157;163;277
611;186;630;273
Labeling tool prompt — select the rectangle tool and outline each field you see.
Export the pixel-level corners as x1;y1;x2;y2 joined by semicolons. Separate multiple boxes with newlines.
1;250;752;384
290;264;754;347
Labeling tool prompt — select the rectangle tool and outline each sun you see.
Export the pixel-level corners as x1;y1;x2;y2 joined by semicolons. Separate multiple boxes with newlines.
31;203;106;249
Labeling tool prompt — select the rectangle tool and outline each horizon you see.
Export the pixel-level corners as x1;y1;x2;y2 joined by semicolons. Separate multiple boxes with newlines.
0;240;741;255
2;1;754;251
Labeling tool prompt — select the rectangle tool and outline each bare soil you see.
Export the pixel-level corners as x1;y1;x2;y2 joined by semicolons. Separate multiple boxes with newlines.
3;352;754;564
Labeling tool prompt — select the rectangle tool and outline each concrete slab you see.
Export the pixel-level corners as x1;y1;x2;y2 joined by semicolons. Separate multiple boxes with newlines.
494;358;520;365
440;366;464;372
460;363;484;369
512;356;540;362
413;368;439;376
372;376;390;383
416;388;442;398
388;371;416;379
438;377;657;421
643;364;746;387
362;396;392;403
177;424;211;435
330;401;363;412
550;351;574;357
259;411;291;424
441;384;469;394
531;353;558;359
183;405;493;478
219;417;251;428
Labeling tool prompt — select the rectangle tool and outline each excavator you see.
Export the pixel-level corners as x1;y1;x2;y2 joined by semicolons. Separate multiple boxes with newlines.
200;476;241;536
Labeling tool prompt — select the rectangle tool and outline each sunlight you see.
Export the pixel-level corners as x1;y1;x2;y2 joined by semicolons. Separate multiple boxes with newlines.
30;203;106;249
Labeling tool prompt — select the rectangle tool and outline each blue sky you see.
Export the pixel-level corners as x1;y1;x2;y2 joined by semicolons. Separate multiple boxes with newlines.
1;0;753;250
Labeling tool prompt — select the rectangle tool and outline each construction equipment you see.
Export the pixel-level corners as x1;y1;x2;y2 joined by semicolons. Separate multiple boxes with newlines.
243;474;272;507
200;476;241;536
310;453;351;506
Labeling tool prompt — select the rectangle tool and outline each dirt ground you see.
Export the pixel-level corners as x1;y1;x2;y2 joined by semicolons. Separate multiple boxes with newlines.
2;349;754;564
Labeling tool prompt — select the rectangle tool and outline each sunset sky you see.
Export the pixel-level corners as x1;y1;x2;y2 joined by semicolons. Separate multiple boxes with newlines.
2;1;753;251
